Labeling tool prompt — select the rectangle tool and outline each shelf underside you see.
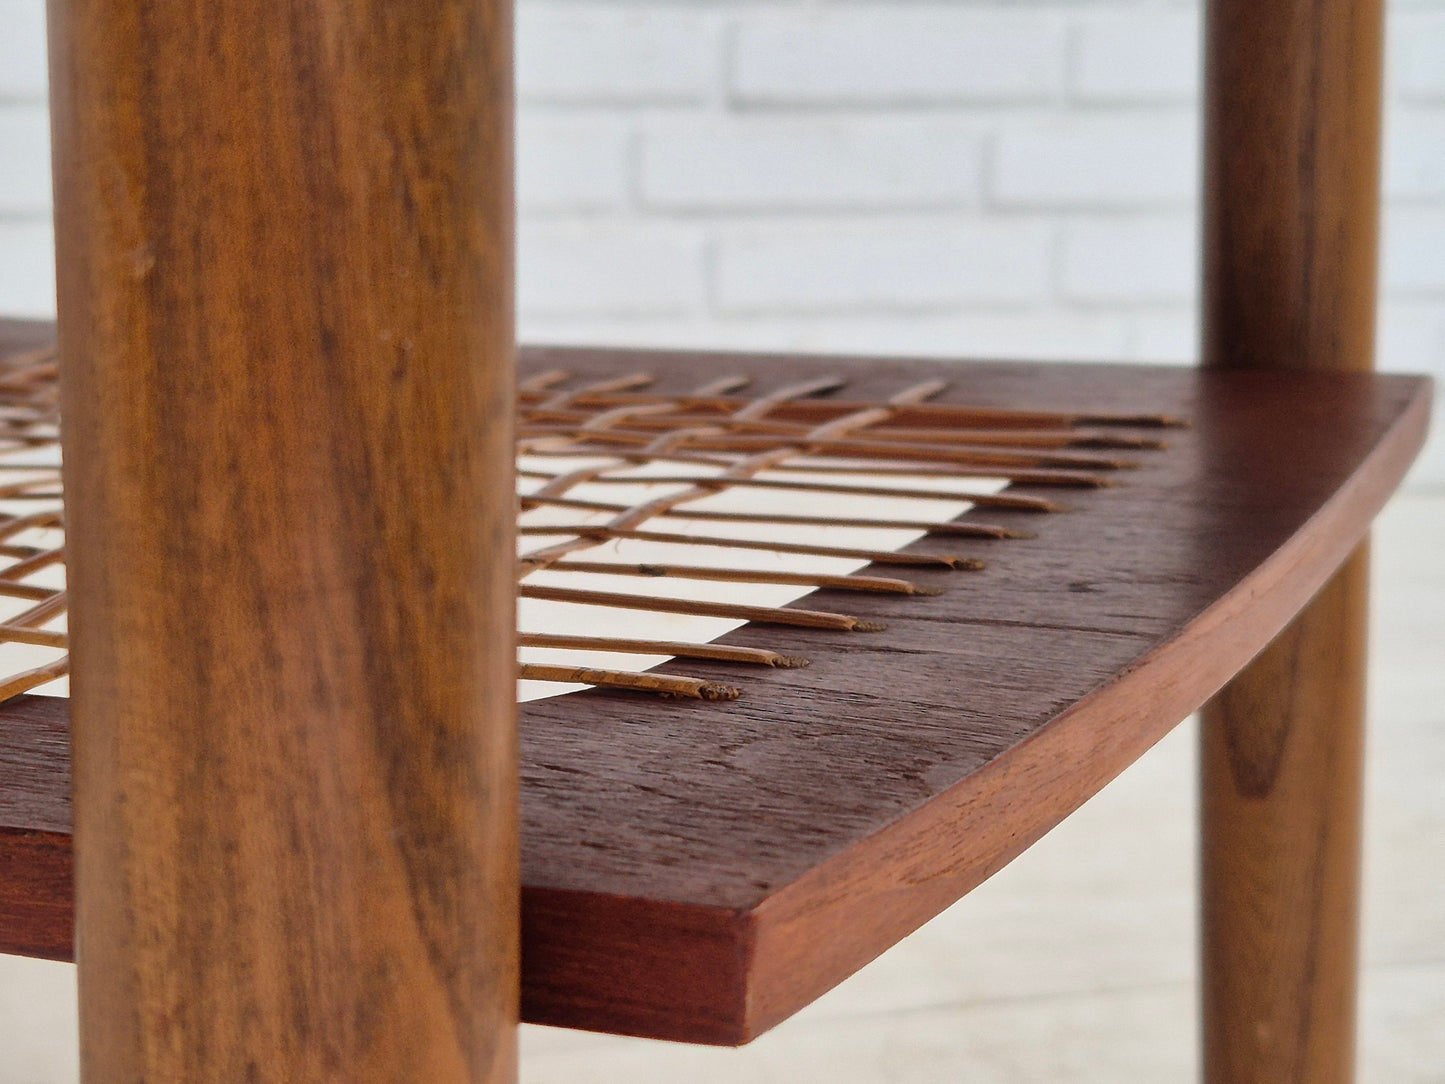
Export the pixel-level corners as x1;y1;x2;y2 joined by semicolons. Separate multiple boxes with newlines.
0;319;1431;1044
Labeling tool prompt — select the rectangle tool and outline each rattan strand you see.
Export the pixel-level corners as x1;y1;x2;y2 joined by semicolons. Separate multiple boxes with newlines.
0;349;1177;701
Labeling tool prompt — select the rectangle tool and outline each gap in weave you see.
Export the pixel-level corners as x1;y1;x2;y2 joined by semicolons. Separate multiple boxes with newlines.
0;450;69;695
0;442;1011;702
516;455;1010;701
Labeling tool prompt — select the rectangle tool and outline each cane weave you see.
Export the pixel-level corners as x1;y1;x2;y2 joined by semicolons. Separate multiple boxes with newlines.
0;345;1178;705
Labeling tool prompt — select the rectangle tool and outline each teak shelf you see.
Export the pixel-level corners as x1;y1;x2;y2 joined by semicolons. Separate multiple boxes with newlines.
0;321;1430;1045
3;0;1429;1075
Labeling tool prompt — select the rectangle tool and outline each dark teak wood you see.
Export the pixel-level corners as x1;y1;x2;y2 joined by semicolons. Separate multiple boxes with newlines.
0;327;1430;1047
0;0;1417;1071
43;0;519;1074
1202;0;1385;1078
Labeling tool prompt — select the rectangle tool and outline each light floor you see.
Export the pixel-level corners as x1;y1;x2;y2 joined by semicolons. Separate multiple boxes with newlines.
2;494;1441;1083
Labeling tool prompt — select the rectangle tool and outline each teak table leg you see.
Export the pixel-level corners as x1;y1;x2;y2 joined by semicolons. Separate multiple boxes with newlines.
1201;552;1370;1082
1201;0;1384;1080
47;0;518;1080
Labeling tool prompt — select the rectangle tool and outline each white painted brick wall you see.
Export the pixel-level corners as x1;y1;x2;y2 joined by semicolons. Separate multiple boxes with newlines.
1;0;1442;486
1071;11;1200;103
1385;209;1445;294
993;113;1200;208
0;106;51;215
0;0;47;102
0;220;53;315
1387;110;1445;201
641;117;985;210
517;7;721;105
1392;12;1445;101
731;10;1066;104
1060;215;1197;303
715;218;1051;312
519;222;707;315
518;117;632;212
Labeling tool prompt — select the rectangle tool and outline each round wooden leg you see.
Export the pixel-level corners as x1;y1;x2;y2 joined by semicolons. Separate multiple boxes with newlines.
1201;546;1368;1083
48;0;519;1077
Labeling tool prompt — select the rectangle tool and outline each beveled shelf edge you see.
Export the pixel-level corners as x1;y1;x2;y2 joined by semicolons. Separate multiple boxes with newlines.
522;886;751;1046
0;827;71;962
737;374;1431;1042
501;369;1432;1046
0;817;761;1045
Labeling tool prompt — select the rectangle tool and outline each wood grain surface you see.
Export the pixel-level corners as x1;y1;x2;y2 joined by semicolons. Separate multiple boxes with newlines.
1200;0;1386;1078
42;0;519;1074
0;327;1430;1045
1201;553;1369;1084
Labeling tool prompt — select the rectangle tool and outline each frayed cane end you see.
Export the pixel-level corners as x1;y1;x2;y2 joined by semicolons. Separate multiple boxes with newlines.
949;557;987;571
698;682;742;701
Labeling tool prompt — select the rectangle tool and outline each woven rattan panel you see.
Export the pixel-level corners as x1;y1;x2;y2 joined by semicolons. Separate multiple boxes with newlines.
0;321;1431;1042
0;343;1178;707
